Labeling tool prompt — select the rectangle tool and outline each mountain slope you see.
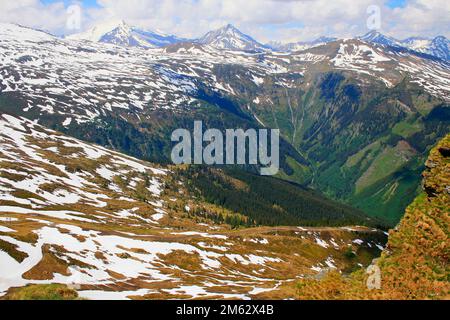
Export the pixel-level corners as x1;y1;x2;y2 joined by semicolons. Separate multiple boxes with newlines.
400;36;450;61
181;167;374;227
415;36;450;61
223;39;449;223
0;113;387;299
284;134;449;300
360;31;449;61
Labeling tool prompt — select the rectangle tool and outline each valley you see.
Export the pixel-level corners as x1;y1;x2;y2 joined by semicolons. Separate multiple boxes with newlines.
0;23;448;223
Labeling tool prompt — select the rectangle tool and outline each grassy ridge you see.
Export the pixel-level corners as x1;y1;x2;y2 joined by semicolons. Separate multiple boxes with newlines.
276;134;450;300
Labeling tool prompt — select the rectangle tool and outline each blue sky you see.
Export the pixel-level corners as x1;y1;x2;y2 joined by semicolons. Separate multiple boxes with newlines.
387;0;407;8
38;0;410;10
1;0;449;42
41;0;100;8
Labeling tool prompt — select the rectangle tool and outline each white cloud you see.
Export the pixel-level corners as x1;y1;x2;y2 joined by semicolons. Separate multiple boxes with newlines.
385;0;450;39
0;0;69;35
0;0;448;42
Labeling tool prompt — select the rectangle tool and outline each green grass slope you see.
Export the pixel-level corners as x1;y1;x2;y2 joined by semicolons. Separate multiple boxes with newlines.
274;134;449;300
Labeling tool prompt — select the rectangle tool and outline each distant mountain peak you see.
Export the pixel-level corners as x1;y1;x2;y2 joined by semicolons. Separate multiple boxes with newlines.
432;35;448;44
360;31;449;60
359;30;401;47
223;23;236;30
67;20;184;48
397;35;449;60
66;19;125;42
197;24;266;52
428;35;449;60
111;20;132;33
267;36;337;52
204;24;247;38
117;19;128;26
66;22;448;60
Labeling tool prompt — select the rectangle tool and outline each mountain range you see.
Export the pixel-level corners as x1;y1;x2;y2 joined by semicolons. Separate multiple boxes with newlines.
66;21;449;60
359;30;449;60
1;22;449;225
0;20;448;300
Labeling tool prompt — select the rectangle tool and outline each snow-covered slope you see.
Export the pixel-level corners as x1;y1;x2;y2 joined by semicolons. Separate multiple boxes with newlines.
0;23;448;128
359;31;449;61
0;23;55;42
0;113;386;299
0;23;287;125
428;36;450;60
325;39;450;96
402;37;432;51
67;20;184;48
197;24;267;52
403;36;450;61
66;20;123;42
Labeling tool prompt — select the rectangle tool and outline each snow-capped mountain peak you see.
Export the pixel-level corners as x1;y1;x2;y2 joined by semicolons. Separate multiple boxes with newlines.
197;24;266;51
67;20;184;48
428;36;450;60
401;35;449;60
66;19;126;42
358;31;449;61
98;20;152;47
359;30;402;47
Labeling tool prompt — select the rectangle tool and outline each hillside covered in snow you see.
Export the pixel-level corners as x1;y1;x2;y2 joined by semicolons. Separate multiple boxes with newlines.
0;113;387;299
